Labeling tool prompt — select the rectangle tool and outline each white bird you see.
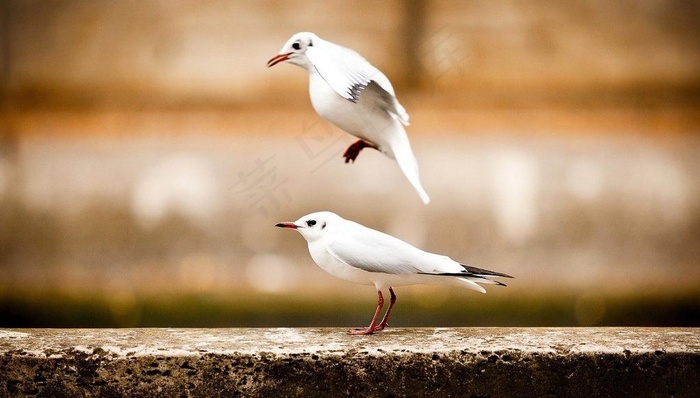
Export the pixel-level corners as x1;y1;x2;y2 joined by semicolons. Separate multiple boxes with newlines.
275;211;512;335
267;32;431;204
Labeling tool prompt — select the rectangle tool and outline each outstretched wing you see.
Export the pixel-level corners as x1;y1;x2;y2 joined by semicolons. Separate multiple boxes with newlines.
306;40;409;125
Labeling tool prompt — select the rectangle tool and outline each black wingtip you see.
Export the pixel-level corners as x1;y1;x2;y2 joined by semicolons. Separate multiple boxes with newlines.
460;264;514;279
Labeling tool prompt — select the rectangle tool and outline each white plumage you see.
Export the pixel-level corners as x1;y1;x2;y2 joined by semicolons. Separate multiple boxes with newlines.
276;211;512;335
268;32;430;204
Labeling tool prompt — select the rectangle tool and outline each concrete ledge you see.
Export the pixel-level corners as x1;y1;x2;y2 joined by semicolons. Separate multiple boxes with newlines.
1;328;698;397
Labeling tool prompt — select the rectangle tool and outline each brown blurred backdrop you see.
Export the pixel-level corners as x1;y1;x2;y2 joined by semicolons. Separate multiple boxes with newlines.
1;0;699;328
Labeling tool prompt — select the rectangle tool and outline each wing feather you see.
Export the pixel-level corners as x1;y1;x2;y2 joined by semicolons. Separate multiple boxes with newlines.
323;221;513;287
326;227;425;275
326;222;465;276
307;40;409;125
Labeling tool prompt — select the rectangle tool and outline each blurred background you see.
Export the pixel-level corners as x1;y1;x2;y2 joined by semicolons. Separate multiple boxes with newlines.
1;0;698;328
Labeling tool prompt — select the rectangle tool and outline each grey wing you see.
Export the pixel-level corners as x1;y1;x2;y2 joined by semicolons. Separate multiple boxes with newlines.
326;228;427;275
307;44;409;125
361;81;410;125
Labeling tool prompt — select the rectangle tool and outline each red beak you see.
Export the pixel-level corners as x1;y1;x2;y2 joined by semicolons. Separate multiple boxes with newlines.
267;52;291;68
275;222;298;229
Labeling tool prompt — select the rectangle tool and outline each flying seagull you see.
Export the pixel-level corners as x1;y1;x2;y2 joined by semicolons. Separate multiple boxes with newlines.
275;211;512;335
268;32;431;204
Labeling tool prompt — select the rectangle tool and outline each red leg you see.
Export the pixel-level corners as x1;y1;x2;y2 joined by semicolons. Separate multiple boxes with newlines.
375;287;396;332
343;140;377;164
348;290;384;335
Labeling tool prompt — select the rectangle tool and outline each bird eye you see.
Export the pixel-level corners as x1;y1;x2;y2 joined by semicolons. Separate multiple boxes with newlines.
306;219;317;227
292;42;301;50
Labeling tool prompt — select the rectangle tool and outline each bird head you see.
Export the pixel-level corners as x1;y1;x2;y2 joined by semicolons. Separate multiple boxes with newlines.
275;211;339;242
267;32;318;70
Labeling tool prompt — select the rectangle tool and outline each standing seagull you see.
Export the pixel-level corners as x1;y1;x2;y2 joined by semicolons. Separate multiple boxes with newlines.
275;211;512;335
267;32;431;204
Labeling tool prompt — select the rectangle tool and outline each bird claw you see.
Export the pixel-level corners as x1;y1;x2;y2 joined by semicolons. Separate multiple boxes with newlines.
348;323;391;335
347;327;377;335
343;140;376;164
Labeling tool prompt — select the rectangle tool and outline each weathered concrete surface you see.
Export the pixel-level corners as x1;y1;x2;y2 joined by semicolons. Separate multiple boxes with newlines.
0;328;698;397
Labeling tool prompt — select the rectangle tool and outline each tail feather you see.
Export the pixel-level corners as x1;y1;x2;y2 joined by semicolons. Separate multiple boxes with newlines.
428;274;509;288
388;131;430;204
421;264;513;290
470;278;508;286
456;278;487;293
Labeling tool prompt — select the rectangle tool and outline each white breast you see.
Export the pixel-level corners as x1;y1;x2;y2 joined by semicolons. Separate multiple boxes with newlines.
307;240;375;286
308;70;394;150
